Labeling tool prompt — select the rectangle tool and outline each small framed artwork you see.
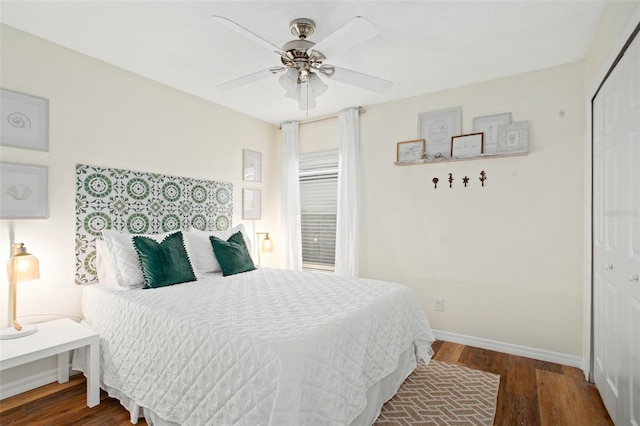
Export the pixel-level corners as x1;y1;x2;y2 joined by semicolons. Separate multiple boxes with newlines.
418;107;461;159
0;162;48;219
497;121;529;153
242;188;261;220
243;150;262;182
1;89;49;151
472;112;510;154
396;139;425;162
451;133;484;157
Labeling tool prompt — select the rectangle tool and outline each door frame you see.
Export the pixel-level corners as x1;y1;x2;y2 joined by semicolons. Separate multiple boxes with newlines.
586;15;640;380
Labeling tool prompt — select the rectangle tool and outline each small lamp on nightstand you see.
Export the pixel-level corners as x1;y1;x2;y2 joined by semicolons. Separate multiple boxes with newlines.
0;243;40;340
255;232;273;266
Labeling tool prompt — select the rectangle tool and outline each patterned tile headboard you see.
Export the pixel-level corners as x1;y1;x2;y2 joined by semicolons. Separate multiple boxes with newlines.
75;163;233;284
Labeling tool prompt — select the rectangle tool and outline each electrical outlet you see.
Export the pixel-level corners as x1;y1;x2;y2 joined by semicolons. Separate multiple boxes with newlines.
434;297;444;312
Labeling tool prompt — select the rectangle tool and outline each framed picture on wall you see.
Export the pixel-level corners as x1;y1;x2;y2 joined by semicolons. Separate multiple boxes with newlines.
0;162;48;219
451;133;484;157
418;107;461;159
396;139;425;162
242;188;261;220
243;150;262;182
497;121;529;153
472;112;511;154
0;89;49;151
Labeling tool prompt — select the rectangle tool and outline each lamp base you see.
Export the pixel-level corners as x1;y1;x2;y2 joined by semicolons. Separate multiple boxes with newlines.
0;325;38;340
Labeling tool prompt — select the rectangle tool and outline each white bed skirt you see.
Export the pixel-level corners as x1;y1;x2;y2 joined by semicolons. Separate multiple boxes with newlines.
75;342;432;425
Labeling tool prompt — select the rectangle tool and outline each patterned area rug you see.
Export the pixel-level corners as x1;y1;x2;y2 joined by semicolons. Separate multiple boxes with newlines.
375;360;500;425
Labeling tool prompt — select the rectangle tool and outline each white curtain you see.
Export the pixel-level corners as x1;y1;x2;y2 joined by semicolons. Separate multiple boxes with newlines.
335;108;359;277
280;121;303;270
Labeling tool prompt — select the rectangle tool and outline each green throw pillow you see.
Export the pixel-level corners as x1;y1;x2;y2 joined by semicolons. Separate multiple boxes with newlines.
209;231;256;276
132;231;197;288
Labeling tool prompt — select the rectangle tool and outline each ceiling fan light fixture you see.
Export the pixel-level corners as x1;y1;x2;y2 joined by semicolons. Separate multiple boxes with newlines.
279;68;298;91
308;74;327;97
285;86;299;100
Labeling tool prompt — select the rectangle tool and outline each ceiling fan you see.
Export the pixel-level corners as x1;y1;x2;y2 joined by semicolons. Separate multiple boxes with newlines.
213;15;393;110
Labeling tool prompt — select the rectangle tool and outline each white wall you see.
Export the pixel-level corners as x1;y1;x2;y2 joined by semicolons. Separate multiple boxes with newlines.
299;61;586;359
0;25;278;393
585;1;640;92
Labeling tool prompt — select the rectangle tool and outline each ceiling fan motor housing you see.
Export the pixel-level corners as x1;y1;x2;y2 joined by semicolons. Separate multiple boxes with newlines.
281;19;329;83
289;18;315;38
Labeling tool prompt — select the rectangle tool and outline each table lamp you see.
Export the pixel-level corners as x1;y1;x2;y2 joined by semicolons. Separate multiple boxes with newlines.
255;232;273;266
0;243;40;340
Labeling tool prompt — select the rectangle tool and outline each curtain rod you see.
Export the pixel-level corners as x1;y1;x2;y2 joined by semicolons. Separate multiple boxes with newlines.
278;107;365;129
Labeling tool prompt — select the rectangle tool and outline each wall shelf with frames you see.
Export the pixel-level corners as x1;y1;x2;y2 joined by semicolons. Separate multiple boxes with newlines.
394;150;527;166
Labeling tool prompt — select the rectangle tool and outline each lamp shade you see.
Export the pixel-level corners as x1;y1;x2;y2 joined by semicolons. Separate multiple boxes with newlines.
261;234;273;253
7;243;39;283
279;68;298;92
308;74;328;97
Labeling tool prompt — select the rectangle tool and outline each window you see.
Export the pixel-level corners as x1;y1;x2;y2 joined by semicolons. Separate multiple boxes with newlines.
299;150;338;271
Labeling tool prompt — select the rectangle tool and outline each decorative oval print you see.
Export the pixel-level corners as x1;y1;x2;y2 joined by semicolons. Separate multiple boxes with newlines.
84;250;98;276
84;174;113;198
7;112;32;129
161;214;181;232
215;215;230;230
216;188;230;204
84;212;112;236
191;214;207;231
162;182;181;202
127;213;149;234
191;185;207;203
127;178;150;200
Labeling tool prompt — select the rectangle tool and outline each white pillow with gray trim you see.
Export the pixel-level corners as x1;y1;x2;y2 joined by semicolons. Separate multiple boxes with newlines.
185;224;253;277
102;229;174;289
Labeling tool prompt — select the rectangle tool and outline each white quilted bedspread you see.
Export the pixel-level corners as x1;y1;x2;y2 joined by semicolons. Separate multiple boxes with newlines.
82;268;435;425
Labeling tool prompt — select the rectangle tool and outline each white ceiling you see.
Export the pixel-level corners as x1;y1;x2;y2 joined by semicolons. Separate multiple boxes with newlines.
1;1;607;124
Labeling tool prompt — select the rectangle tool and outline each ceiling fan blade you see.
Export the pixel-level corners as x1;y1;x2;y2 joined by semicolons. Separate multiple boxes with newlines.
309;16;378;58
326;65;393;93
217;68;273;91
212;15;287;56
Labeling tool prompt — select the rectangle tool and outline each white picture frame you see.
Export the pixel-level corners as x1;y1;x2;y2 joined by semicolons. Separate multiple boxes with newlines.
242;188;261;220
418;107;461;159
0;162;48;219
1;89;49;151
497;121;529;153
243;150;262;182
472;112;511;154
451;133;484;158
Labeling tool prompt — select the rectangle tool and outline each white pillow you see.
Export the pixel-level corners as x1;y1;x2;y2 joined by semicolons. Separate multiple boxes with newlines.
185;224;253;277
95;239;118;286
102;229;175;289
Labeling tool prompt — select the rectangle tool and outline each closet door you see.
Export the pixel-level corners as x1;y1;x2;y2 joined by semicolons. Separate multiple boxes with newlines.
621;32;640;426
593;31;640;426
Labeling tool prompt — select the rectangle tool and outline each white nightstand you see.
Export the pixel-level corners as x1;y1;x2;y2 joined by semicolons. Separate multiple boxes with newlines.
0;317;100;407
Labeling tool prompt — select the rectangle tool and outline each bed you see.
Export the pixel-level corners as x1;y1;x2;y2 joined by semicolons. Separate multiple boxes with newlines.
74;164;435;425
81;264;434;425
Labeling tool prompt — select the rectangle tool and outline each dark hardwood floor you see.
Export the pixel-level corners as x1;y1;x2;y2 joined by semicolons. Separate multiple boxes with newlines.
0;341;612;425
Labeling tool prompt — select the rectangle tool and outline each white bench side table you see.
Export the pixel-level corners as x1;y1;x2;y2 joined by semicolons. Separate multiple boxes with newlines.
0;317;100;407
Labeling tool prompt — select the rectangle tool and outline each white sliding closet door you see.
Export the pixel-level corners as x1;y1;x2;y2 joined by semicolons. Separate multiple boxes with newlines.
593;30;640;426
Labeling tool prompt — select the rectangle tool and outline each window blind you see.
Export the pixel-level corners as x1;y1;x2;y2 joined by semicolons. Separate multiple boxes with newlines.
299;151;338;271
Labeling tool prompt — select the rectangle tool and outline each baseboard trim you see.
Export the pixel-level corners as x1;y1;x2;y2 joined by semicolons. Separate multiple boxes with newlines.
1;367;59;400
433;329;584;369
